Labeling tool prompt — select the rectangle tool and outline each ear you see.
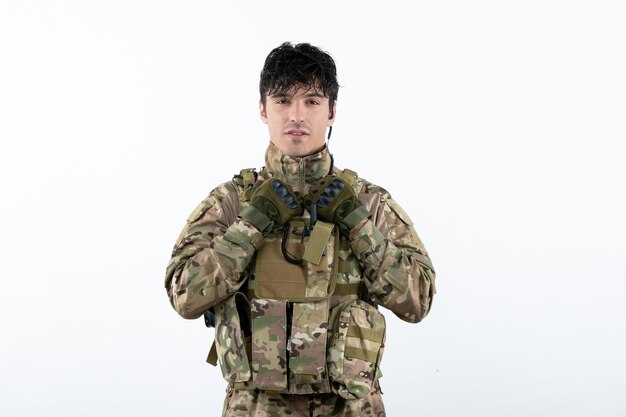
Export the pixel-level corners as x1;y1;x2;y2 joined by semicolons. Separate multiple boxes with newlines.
328;101;337;125
259;101;268;124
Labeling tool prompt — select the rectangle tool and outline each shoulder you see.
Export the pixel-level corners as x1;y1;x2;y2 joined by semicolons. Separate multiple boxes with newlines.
332;166;391;201
356;177;392;202
185;178;243;225
336;167;417;231
335;167;391;202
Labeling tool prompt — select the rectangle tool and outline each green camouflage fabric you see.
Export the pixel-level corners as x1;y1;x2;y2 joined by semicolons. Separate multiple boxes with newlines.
164;141;436;415
327;300;386;400
214;293;251;382
222;384;386;417
251;298;288;390
289;300;330;386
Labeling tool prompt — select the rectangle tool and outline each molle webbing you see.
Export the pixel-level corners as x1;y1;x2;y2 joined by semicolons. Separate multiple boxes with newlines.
234;168;258;202
336;168;358;189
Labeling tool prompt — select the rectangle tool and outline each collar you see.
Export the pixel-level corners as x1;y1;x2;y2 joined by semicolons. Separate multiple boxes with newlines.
264;141;333;194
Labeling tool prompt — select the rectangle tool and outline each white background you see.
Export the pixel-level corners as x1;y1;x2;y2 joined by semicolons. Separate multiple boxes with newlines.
1;1;625;416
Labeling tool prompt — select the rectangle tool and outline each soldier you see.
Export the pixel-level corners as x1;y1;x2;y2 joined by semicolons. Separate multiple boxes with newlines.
164;42;436;417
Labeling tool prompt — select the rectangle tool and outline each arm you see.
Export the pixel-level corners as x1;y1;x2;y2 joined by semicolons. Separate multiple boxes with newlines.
349;187;436;323
164;182;264;319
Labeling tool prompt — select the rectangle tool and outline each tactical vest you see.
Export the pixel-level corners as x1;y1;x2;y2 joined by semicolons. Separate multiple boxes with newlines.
208;168;386;399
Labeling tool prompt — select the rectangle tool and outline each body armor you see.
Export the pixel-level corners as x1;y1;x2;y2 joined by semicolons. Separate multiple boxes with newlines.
211;167;385;398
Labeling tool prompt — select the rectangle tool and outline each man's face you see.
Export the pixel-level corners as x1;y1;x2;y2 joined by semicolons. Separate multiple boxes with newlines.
260;86;336;157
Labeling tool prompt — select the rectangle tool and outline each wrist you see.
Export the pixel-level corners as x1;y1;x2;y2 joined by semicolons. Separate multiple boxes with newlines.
238;205;273;236
339;206;371;235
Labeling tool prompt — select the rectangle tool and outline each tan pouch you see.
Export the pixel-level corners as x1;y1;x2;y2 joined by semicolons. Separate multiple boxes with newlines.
327;300;386;399
252;224;339;302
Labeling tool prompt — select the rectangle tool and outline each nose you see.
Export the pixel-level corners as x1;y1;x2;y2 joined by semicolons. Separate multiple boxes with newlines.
289;101;304;123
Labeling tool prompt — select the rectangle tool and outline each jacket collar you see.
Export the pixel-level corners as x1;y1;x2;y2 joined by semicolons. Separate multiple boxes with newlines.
264;141;333;194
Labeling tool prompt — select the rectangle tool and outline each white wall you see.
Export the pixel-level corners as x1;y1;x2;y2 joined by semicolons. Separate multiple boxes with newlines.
1;1;624;416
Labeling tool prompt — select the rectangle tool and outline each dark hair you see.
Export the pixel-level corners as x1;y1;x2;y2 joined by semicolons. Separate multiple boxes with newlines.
260;42;339;118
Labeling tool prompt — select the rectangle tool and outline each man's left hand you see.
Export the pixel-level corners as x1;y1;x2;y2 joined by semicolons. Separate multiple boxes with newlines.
306;175;370;234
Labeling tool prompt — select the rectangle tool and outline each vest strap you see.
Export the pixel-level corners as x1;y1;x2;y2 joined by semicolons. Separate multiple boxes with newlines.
337;168;358;187
332;282;362;296
206;341;218;366
302;221;334;265
240;168;257;201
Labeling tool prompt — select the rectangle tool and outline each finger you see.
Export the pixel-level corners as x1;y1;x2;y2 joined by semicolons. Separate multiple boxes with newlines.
272;180;299;210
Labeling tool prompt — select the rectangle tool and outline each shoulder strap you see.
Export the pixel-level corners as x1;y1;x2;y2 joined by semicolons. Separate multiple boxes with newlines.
337;168;359;193
233;168;258;202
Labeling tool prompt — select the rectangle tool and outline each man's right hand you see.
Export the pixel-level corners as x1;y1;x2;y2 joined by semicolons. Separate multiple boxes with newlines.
238;178;302;235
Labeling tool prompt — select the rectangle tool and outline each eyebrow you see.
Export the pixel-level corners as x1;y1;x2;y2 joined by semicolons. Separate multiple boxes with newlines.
270;92;326;99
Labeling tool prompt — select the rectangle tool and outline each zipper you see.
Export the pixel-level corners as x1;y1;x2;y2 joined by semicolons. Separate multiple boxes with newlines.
329;301;349;348
286;301;293;378
299;158;305;194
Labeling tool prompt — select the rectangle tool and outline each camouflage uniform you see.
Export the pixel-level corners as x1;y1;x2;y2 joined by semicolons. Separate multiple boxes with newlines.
165;142;436;416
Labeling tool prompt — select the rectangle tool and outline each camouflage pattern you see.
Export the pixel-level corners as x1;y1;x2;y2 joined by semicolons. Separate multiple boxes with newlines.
251;298;288;390
327;300;386;399
265;142;332;195
165;141;436;415
289;300;329;389
214;293;251;382
222;384;386;417
164;180;264;319
348;181;436;323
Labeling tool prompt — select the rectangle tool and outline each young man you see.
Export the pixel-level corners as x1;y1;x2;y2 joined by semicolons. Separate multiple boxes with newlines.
165;42;436;417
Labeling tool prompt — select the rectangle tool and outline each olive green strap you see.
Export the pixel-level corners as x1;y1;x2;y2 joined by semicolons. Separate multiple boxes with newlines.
338;260;351;273
347;325;384;343
206;341;218;366
293;373;315;385
332;282;362;296
337;168;358;187
302;221;334;265
238;205;273;235
241;168;256;188
240;168;258;202
344;346;379;363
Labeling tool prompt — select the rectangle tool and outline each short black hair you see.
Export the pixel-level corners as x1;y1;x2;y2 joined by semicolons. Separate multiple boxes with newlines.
260;42;339;118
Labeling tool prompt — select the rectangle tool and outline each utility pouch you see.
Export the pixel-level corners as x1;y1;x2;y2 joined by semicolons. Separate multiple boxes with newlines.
250;298;288;391
327;300;386;399
214;292;251;383
289;299;330;391
251;223;338;302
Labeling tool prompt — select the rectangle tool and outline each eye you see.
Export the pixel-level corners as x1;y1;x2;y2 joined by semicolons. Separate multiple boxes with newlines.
307;99;320;105
276;98;288;104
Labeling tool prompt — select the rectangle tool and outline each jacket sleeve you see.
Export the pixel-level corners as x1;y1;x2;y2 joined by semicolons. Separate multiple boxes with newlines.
164;182;264;319
349;188;436;323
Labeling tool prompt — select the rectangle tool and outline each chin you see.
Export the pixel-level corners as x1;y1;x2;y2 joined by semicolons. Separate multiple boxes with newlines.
281;142;312;157
285;148;311;157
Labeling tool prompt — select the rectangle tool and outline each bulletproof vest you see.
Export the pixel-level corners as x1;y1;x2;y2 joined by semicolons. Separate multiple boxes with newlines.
209;168;386;399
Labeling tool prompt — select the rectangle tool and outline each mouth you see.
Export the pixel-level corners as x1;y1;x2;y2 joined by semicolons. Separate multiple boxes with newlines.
285;129;309;140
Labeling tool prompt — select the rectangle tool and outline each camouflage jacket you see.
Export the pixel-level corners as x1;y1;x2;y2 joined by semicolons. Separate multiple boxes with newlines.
165;142;435;323
164;142;435;396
